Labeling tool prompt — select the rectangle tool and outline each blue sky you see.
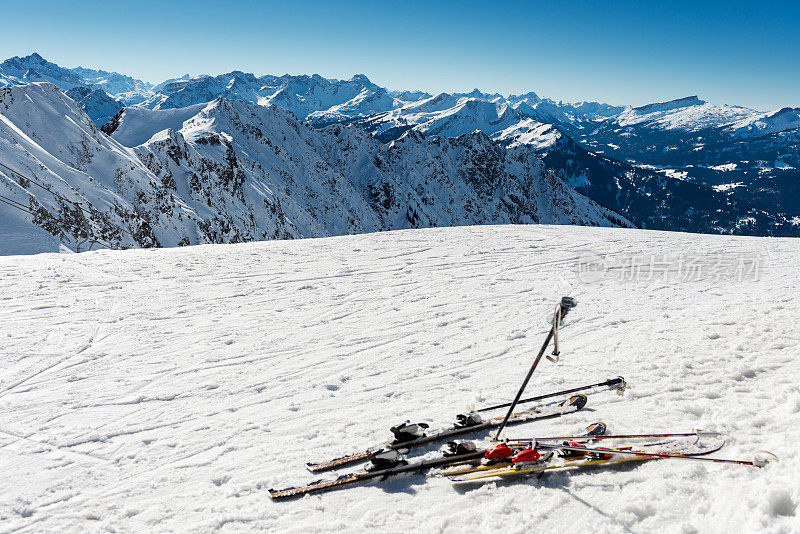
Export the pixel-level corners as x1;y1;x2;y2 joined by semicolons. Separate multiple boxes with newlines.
1;0;798;109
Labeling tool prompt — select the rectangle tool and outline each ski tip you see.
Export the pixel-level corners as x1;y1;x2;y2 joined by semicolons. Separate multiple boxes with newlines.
587;421;607;436
698;437;726;454
613;377;629;395
695;430;722;438
753;450;779;467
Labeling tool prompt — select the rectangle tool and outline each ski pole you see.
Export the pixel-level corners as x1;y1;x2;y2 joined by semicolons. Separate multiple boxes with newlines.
507;431;721;442
534;442;777;467
493;296;577;440
478;376;625;413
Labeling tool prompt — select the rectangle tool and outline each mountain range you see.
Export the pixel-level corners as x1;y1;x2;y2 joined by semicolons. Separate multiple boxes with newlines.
0;53;797;253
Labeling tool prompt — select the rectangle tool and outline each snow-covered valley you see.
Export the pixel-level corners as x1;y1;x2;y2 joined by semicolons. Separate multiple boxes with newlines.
1;224;798;532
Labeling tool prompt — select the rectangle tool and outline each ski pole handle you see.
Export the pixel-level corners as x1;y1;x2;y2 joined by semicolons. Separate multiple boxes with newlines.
546;297;577;363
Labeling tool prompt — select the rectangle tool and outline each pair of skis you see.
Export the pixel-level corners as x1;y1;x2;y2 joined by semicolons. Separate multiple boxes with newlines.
444;437;777;483
306;376;625;474
441;431;724;480
270;395;590;500
270;426;768;500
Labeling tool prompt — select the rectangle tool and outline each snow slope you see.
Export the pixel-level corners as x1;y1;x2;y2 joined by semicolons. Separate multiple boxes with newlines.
0;224;797;532
104;103;207;147
0;83;191;254
64;86;123;127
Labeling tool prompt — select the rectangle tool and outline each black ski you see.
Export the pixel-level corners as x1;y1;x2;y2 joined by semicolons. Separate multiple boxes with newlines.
270;449;485;500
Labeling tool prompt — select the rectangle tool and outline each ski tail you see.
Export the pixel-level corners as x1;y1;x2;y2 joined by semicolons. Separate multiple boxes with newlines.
273;449;485;500
306;451;373;473
270;474;361;500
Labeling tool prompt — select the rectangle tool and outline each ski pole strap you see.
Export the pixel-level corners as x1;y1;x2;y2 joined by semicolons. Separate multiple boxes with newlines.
493;297;576;440
548;303;563;362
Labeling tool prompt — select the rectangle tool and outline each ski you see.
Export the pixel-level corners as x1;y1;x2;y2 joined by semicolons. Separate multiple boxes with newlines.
534;440;775;467
305;378;623;474
510;430;721;443
306;394;588;473
439;434;701;478
448;437;727;483
270;449;486;500
451;455;654;482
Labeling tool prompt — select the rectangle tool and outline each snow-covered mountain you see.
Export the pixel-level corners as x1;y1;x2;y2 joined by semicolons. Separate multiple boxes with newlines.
546;94;798;166
0;83;624;254
69;66;154;105
0;53;86;90
544;96;800;222
727;107;800;139
141;71;400;124
1;53;798;246
348;93;528;141
0;53;153;106
343;94;797;236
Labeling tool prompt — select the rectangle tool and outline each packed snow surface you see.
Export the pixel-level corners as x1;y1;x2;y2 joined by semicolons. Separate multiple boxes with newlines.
0;225;798;533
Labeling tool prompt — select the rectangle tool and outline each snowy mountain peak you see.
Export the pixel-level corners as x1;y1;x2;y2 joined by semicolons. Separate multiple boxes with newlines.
350;73;374;86
0;53;153;106
509;91;541;103
725;106;800;138
633;95;705;114
456;88;500;100
769;106;800;119
70;66;153;94
152;74;205;93
0;52;85;90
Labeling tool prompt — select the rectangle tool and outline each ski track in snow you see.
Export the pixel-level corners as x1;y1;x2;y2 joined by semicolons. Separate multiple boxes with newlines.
0;224;798;533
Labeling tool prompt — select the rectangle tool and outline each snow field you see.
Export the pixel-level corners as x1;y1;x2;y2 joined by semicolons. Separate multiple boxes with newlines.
0;224;798;532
